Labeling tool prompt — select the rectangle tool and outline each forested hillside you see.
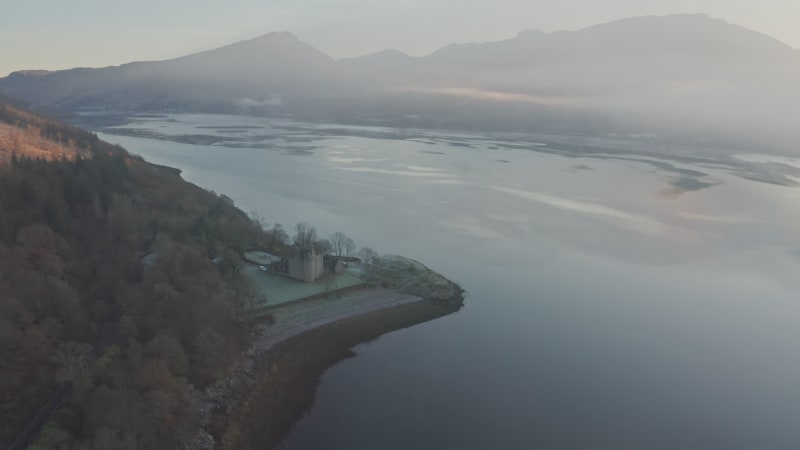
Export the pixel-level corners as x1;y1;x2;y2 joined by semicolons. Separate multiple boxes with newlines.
0;99;270;448
0;96;93;162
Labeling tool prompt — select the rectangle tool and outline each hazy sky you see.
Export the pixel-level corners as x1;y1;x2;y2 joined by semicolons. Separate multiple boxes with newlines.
1;0;799;76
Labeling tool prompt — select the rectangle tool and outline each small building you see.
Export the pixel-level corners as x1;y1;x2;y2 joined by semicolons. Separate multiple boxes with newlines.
323;255;361;275
325;257;345;275
271;250;364;283
274;247;324;282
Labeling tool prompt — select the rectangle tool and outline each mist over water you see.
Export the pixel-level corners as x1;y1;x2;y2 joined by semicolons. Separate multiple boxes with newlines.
100;114;800;449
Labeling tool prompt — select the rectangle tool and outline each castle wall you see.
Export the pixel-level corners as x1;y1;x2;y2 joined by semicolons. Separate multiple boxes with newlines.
287;250;324;282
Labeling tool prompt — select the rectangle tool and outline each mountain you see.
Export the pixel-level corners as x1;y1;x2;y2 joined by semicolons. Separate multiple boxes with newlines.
370;14;786;97
423;14;792;67
339;49;415;68
0;32;340;111
337;50;418;90
2;14;799;149
340;14;800;148
407;13;799;99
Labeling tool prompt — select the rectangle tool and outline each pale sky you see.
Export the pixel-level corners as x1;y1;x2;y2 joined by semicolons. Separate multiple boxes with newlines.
1;0;799;76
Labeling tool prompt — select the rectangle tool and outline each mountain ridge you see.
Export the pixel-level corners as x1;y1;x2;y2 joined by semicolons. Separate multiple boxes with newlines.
421;13;794;66
2;13;798;150
6;14;795;78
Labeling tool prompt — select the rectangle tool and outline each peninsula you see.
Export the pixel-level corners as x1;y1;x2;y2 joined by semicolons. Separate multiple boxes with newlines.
200;250;465;449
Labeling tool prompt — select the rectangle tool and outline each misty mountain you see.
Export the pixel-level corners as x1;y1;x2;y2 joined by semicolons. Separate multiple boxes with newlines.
0;32;340;111
408;14;795;100
340;49;416;70
379;14;800;148
424;14;792;67
2;14;799;150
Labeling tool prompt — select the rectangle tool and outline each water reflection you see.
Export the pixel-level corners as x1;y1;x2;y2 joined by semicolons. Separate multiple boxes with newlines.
96;113;800;450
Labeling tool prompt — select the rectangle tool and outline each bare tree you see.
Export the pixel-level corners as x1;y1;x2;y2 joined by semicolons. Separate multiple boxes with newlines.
270;223;288;246
315;238;333;256
358;246;378;265
231;274;266;313
294;222;317;249
329;232;356;256
344;237;356;256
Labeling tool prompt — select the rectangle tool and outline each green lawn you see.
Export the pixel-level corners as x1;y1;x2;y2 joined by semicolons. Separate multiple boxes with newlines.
242;265;364;308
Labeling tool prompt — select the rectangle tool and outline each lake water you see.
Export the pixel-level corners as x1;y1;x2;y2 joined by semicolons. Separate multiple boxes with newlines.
97;114;800;450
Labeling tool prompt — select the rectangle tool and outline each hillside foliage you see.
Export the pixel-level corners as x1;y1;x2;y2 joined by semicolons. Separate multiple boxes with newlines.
0;99;102;162
0;103;270;449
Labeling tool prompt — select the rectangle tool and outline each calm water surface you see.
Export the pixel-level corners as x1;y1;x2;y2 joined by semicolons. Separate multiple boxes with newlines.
98;114;800;450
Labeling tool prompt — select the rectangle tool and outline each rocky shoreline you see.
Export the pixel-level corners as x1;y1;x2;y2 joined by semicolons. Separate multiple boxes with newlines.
193;256;464;449
213;299;461;449
364;255;466;305
191;288;421;447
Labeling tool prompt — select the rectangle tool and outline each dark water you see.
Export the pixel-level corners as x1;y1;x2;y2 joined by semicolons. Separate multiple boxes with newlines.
99;114;800;449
